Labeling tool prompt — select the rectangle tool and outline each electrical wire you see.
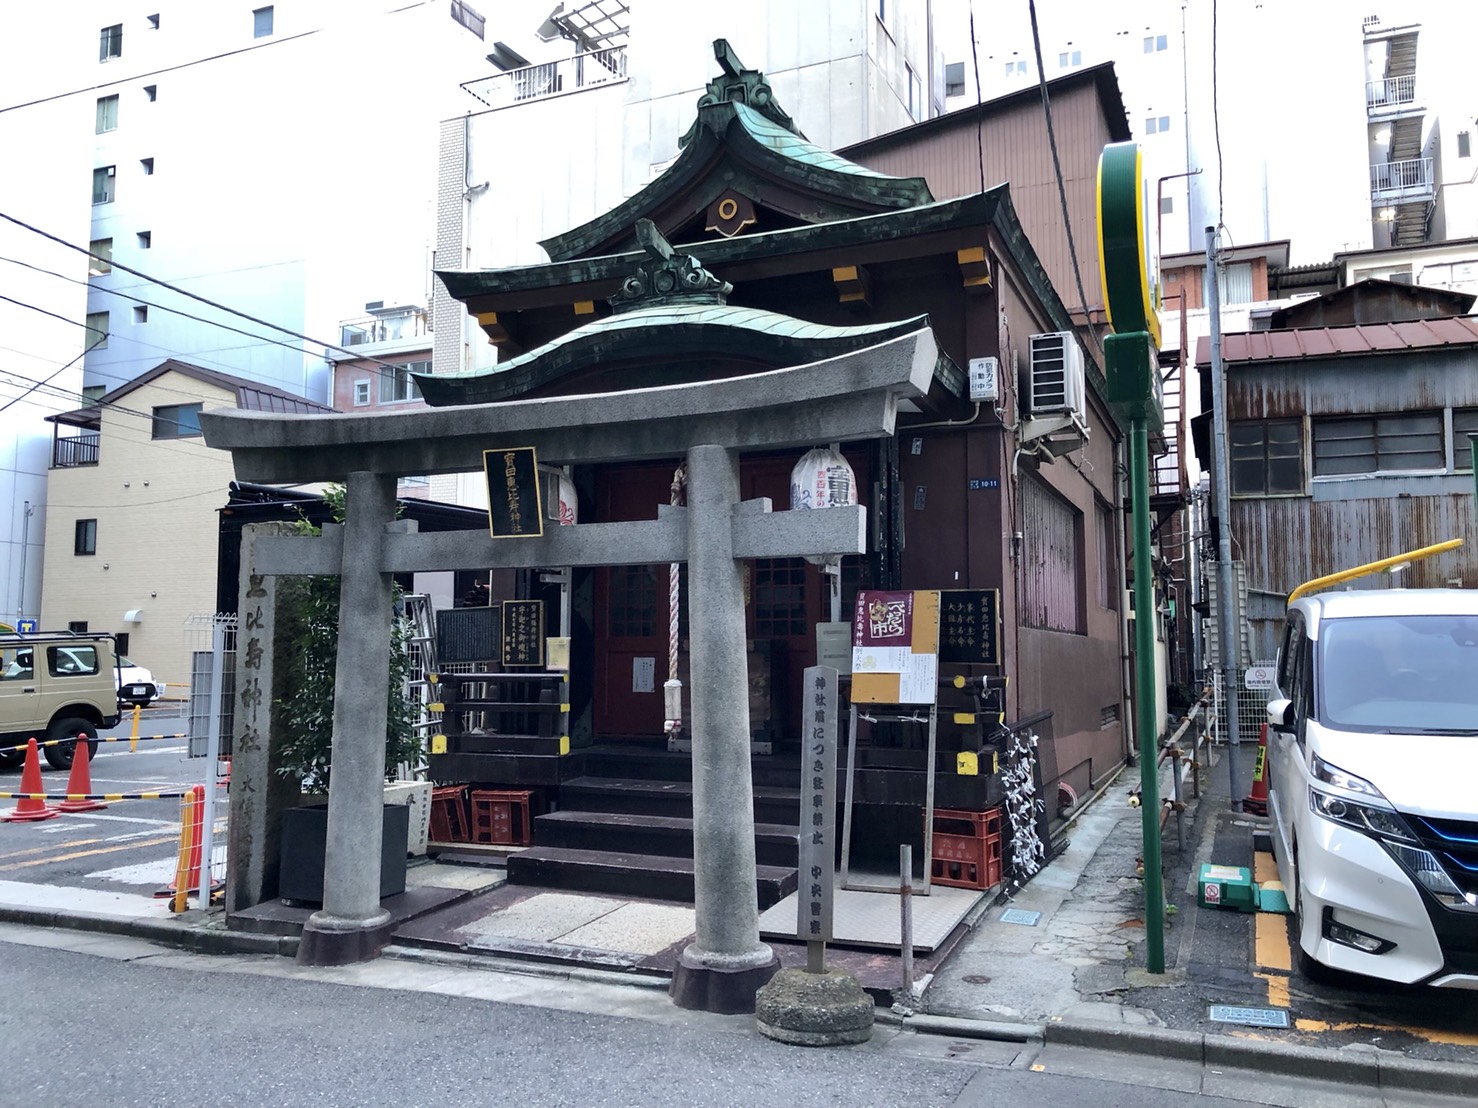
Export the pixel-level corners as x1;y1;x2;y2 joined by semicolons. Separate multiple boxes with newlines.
1025;0;1103;359
968;0;985;193
1211;0;1225;234
0;212;420;374
0;340;100;414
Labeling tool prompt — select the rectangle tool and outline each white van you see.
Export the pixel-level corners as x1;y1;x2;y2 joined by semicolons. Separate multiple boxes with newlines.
1266;588;1478;987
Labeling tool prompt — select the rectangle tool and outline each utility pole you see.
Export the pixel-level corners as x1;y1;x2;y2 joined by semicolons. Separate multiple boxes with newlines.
1206;226;1241;809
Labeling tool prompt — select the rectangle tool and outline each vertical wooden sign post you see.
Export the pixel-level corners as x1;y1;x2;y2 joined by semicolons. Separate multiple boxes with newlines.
797;664;838;973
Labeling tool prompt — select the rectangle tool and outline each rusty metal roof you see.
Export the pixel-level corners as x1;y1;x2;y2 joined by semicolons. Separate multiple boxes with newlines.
1195;315;1478;365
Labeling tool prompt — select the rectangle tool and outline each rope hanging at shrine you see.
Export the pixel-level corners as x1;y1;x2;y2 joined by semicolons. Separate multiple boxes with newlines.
664;461;687;734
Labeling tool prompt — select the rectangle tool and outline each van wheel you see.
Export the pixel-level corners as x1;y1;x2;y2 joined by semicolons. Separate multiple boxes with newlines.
1291;845;1330;982
42;719;99;771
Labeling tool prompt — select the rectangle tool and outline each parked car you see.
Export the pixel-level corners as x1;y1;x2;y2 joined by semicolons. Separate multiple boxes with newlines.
1266;588;1478;987
116;656;161;707
0;631;121;770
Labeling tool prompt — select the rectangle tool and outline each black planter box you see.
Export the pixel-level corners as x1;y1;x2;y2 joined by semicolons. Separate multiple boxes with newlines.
278;802;410;905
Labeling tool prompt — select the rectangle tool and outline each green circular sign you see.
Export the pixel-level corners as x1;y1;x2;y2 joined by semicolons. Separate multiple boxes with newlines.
1097;142;1161;347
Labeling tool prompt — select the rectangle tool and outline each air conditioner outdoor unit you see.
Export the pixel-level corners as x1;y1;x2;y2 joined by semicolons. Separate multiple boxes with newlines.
1027;331;1086;420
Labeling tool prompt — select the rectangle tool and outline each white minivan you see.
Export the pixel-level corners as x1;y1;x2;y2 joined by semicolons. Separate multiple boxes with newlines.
1267;588;1478;987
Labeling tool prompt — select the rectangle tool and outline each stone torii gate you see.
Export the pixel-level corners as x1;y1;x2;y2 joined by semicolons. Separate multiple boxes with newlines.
202;319;939;1013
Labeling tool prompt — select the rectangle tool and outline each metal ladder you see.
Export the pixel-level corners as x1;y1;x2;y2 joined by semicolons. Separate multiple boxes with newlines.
402;594;442;763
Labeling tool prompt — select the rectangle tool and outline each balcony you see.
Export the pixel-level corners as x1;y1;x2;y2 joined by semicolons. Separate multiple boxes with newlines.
52;431;99;468
461;47;627;109
1370;158;1434;204
338;306;427;349
1366;75;1418;115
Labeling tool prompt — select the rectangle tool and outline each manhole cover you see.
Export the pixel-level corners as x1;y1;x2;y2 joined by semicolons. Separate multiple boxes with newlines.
962;974;992;985
1000;908;1041;926
1207;1004;1290;1029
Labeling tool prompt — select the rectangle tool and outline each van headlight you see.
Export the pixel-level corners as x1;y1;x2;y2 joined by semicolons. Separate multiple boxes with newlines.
1308;755;1417;844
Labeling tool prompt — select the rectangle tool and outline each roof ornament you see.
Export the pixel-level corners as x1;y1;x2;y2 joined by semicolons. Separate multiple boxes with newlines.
679;39;804;148
608;219;732;313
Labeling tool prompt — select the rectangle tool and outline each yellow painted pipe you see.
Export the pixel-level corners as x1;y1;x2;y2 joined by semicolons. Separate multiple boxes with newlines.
129;704;141;753
1288;538;1464;603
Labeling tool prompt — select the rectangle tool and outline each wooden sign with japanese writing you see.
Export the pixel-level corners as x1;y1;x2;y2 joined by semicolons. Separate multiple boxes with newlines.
797;665;838;944
850;589;940;704
500;600;545;668
938;589;1001;666
483;446;543;538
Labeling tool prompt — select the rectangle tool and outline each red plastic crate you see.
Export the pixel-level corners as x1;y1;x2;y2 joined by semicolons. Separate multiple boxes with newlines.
429;785;470;843
929;805;1005;890
469;788;535;846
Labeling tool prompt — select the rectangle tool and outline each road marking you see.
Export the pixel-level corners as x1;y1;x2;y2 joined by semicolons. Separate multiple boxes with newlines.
1254;852;1278;884
0;834;178;872
65;813;177;827
1293;1018;1478;1047
0;838;105;861
1254;971;1290;1010
1255;913;1292;973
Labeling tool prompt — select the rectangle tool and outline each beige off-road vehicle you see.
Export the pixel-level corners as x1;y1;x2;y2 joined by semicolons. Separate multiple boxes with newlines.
0;631;122;770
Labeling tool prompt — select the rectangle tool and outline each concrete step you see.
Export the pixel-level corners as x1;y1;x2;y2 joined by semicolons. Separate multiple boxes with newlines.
534;809;799;866
558;775;801;824
506;846;797;909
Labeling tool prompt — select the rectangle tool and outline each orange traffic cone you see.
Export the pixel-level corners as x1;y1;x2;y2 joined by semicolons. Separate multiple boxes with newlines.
58;732;106;813
1243;723;1269;816
2;738;59;822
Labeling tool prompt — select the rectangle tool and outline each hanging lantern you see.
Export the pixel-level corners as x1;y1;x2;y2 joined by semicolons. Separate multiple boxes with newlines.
790;447;857;567
557;473;578;526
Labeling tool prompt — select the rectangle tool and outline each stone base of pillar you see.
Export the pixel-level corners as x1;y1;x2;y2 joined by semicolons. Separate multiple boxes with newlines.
669;944;780;1014
296;907;394;967
755;968;875;1046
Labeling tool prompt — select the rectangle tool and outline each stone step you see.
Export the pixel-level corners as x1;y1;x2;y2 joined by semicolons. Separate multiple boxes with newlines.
534;809;799;867
558;775;801;824
506;846;797;909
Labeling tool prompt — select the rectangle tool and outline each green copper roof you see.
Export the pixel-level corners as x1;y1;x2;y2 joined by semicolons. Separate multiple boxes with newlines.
414;301;957;407
728;102;898;180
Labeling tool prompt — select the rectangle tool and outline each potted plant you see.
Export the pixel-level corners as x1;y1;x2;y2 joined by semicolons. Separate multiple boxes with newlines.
275;485;422;904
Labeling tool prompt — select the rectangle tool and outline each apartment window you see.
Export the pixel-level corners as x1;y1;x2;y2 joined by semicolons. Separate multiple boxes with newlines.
137;230;152;249
1231;419;1302;494
906;63;922;121
115;632;130;656
92;165;115;204
253;6;274;38
353;379;372;406
67;621;89;633
1005;59;1027;77
144;84;157;102
944;61;965;97
133;305;148;324
1145;115;1171;134
95;94;119;133
82;385;106;402
100;23;122;62
1059;50;1081;68
140;157;154;175
85;311;109;349
152;402;203;439
1313;412;1444;476
75;519;97;556
1459;131;1472;159
1144;34;1167;52
89;238;113;276
1455;409;1478;468
379;361;425;403
146;13;160;29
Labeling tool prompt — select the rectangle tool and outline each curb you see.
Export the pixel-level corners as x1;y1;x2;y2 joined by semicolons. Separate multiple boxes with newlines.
382;944;673;991
0;904;297;958
1046;1018;1478;1096
879;1010;1043;1043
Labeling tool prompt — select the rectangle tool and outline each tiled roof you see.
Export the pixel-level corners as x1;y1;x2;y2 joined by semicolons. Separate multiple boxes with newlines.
1195;316;1478;365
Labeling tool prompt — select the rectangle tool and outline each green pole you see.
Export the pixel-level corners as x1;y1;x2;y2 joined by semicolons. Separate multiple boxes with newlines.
1130;420;1165;973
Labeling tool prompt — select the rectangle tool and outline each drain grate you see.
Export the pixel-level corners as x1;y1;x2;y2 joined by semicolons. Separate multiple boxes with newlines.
999;908;1041;926
1207;1004;1290;1029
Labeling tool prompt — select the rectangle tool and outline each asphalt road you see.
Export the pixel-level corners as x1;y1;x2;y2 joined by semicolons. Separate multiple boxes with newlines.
0;705;218;894
0;936;1275;1108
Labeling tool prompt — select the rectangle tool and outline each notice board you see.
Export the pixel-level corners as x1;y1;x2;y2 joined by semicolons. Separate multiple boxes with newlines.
850;590;939;704
938;589;1001;666
500;600;545;668
483;446;543;538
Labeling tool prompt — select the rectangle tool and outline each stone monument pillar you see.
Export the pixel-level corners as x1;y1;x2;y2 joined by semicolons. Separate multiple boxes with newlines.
670;444;780;1011
298;471;397;965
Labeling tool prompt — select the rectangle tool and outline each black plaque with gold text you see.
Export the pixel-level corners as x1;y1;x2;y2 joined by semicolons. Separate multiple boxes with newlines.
501;600;545;668
938;589;1001;666
483;447;543;538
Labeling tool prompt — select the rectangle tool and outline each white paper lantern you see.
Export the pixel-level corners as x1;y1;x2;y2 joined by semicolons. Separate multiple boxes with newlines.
790;447;857;566
557;474;577;526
